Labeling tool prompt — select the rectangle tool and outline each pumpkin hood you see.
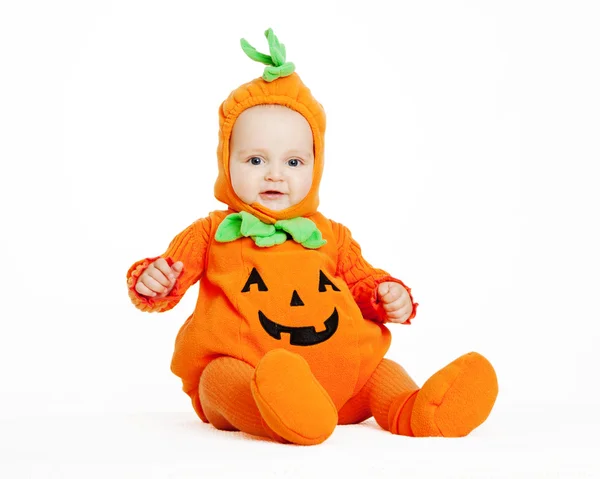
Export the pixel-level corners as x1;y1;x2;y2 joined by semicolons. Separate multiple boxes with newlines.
214;29;326;225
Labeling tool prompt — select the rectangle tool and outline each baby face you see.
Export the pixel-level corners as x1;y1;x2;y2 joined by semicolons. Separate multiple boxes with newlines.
229;105;314;211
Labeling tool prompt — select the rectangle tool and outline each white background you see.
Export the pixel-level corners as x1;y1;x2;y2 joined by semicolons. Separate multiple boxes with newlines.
1;0;599;477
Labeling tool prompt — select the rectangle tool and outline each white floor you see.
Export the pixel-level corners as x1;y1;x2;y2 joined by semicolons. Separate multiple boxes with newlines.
1;401;598;478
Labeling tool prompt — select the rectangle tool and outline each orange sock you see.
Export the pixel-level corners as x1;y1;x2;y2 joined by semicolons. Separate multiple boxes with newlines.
339;352;498;438
337;358;419;432
366;359;419;432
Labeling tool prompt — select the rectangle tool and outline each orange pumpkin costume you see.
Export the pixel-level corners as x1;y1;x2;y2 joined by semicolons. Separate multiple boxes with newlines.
126;29;498;445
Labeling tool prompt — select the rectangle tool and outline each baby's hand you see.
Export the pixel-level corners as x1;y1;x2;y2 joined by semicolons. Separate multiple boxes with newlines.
135;258;184;298
377;282;412;323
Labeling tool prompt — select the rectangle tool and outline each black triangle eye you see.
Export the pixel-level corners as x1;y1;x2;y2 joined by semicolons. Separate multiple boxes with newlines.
242;267;268;292
319;270;340;292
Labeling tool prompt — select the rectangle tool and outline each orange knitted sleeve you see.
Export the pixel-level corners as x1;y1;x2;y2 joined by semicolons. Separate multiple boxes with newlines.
330;220;418;324
126;216;211;313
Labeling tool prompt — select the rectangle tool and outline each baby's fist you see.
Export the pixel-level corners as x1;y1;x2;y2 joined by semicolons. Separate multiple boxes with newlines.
377;282;412;323
135;258;184;298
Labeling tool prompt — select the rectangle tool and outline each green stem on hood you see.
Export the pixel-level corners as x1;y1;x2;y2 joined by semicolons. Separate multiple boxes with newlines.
240;28;296;82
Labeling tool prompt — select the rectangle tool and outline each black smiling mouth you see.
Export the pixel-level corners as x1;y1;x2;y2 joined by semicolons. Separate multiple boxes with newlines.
258;308;339;346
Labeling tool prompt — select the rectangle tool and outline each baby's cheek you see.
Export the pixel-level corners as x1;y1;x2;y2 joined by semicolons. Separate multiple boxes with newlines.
232;177;259;203
296;170;313;196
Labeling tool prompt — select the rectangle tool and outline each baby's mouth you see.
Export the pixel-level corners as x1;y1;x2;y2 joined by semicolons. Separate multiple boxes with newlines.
260;191;285;199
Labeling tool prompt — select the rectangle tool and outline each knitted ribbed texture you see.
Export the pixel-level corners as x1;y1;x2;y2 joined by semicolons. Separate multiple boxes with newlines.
340;353;499;438
331;219;418;323
367;360;419;431
126;218;211;312
337;358;418;430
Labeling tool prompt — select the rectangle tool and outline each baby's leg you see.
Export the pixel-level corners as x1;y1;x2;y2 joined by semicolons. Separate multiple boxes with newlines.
199;356;271;438
363;353;498;437
337;358;418;434
199;351;338;445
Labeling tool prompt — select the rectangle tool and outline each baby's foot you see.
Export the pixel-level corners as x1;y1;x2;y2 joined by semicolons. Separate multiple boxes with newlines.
391;352;498;437
251;349;338;445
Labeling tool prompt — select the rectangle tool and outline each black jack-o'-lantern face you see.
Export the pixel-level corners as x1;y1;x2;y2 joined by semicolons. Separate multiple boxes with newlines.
241;267;340;346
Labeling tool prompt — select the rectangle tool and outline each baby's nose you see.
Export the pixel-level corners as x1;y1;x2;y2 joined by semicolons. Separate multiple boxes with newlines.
265;165;284;180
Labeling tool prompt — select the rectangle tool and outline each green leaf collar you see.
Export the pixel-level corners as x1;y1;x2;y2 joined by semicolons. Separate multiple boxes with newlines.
215;211;326;249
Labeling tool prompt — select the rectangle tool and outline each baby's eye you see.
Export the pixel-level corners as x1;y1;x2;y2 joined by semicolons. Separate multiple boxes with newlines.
287;158;301;167
249;157;263;166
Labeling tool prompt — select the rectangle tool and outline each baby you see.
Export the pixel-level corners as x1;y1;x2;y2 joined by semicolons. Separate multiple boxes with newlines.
127;28;498;445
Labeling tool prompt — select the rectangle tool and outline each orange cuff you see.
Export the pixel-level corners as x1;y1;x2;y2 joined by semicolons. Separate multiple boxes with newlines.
126;256;181;312
370;276;418;324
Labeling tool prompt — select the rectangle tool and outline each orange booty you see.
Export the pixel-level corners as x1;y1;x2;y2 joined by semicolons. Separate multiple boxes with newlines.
251;349;338;445
410;352;498;437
